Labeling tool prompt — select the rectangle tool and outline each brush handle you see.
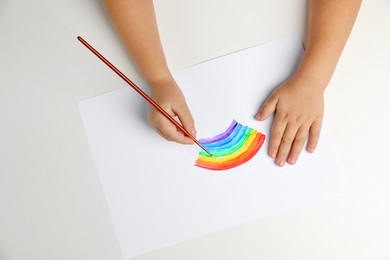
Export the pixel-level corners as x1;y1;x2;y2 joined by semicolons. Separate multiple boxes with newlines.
77;36;212;156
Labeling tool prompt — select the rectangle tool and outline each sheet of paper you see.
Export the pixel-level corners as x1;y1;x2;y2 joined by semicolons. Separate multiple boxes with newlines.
78;35;347;259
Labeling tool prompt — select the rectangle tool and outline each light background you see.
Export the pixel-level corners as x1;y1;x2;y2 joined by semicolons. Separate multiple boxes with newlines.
0;0;389;259
77;35;348;258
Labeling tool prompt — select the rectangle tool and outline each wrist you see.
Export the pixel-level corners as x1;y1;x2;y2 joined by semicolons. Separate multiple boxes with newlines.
294;51;338;91
145;72;175;90
147;75;180;93
287;70;327;95
294;65;330;92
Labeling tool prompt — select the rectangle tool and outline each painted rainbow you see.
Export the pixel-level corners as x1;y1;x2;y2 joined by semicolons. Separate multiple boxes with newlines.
195;120;266;171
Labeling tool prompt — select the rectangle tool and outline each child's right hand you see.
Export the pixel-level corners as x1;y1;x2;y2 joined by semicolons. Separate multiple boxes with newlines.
147;78;197;144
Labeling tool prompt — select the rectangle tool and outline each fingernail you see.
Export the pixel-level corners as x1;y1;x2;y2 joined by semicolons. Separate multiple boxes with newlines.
288;158;296;165
276;159;285;167
308;147;315;153
270;152;276;158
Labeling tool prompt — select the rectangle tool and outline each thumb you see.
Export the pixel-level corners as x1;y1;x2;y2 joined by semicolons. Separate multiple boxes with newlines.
255;94;278;121
175;103;197;137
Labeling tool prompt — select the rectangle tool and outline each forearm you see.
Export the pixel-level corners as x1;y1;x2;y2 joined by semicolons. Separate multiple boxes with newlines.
297;0;362;89
103;0;172;86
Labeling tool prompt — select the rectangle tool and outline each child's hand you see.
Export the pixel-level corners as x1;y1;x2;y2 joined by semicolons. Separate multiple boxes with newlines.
255;75;325;166
148;78;196;144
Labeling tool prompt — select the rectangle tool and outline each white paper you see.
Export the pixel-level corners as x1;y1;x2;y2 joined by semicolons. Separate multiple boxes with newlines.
78;35;347;259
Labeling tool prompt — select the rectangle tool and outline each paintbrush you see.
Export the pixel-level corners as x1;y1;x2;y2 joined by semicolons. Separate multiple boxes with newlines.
77;36;213;157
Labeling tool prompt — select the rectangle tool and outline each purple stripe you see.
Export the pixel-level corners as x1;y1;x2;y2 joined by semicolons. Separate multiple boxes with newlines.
199;120;238;144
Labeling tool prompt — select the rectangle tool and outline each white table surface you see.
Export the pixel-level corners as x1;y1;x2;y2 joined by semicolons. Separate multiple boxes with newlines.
1;0;389;259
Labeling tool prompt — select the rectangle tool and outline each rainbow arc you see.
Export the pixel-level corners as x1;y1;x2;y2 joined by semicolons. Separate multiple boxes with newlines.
195;120;265;171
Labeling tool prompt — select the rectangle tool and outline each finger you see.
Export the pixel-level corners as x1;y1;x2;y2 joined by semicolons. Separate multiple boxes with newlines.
155;116;194;145
173;102;197;136
155;127;169;140
156;126;194;144
275;123;299;167
255;93;278;121
149;106;194;144
287;125;310;165
268;113;287;159
307;119;322;153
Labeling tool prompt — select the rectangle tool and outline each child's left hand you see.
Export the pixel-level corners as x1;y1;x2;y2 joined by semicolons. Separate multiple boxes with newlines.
255;74;325;166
